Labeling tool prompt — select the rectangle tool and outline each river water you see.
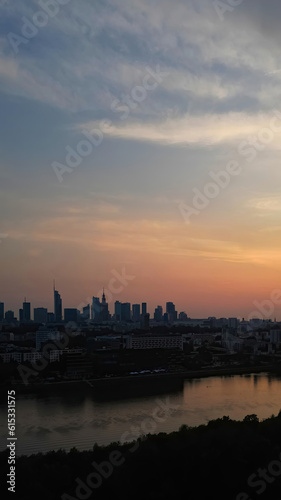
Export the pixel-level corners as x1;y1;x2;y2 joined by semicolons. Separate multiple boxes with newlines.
1;372;281;456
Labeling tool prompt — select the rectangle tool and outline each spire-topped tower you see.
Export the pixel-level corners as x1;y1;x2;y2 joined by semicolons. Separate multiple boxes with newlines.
100;288;110;321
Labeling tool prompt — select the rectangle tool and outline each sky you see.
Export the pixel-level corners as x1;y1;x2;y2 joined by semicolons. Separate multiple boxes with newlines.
1;0;281;320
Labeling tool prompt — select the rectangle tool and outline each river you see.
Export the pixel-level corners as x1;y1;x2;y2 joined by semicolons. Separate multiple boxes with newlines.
1;372;281;456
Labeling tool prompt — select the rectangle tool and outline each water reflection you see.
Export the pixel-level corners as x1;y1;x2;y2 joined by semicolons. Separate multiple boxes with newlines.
1;373;281;456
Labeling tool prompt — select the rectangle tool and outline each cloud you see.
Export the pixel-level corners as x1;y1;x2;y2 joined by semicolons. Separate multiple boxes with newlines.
80;111;281;147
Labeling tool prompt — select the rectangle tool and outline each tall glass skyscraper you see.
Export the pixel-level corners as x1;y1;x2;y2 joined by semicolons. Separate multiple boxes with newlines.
22;299;31;322
91;297;101;321
0;302;4;321
54;282;62;322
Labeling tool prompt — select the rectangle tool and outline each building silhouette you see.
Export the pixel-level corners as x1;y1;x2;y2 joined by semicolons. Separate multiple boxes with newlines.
0;302;4;321
132;304;141;322
154;305;163;322
34;307;48;324
114;301;122;321
36;327;60;351
53;282;62;322
100;290;110;322
64;308;78;323
141;302;147;316
47;312;55;323
22;299;31;323
82;304;90;320
91;297;101;322
5;310;15;322
166;302;177;322
121;302;131;322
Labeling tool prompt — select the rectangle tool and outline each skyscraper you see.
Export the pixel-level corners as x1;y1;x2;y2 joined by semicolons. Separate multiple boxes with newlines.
114;301;122;321
132;304;141;322
0;302;4;321
54;282;62;322
22;299;31;322
82;304;90;320
166;302;177;322
91;297;101;322
47;312;55;323
100;289;110;321
154;305;163;322
34;308;48;324
141;303;147;316
141;313;150;330
5;310;15;322
64;308;78;323
121;302;131;322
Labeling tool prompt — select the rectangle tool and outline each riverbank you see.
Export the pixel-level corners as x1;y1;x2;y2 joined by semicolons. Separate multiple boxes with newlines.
0;363;278;400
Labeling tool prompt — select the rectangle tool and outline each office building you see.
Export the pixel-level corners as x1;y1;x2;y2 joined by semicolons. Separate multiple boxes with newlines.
82;304;90;320
22;299;31;322
128;333;183;350
132;304;141;322
121;302;131;322
141;312;150;330
154;306;163;322
5;310;15;322
141;303;147;316
34;307;48;324
179;312;188;321
64;308;78;323
36;327;61;351
228;318;238;330
0;302;4;321
114;301;122;321
47;312;55;323
166;302;177;322
91;297;101;322
270;329;281;344
54;283;62;322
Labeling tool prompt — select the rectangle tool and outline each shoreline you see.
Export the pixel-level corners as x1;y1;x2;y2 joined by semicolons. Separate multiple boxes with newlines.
0;363;278;398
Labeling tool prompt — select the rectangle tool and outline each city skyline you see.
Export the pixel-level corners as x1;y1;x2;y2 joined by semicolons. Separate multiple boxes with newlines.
1;281;280;322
